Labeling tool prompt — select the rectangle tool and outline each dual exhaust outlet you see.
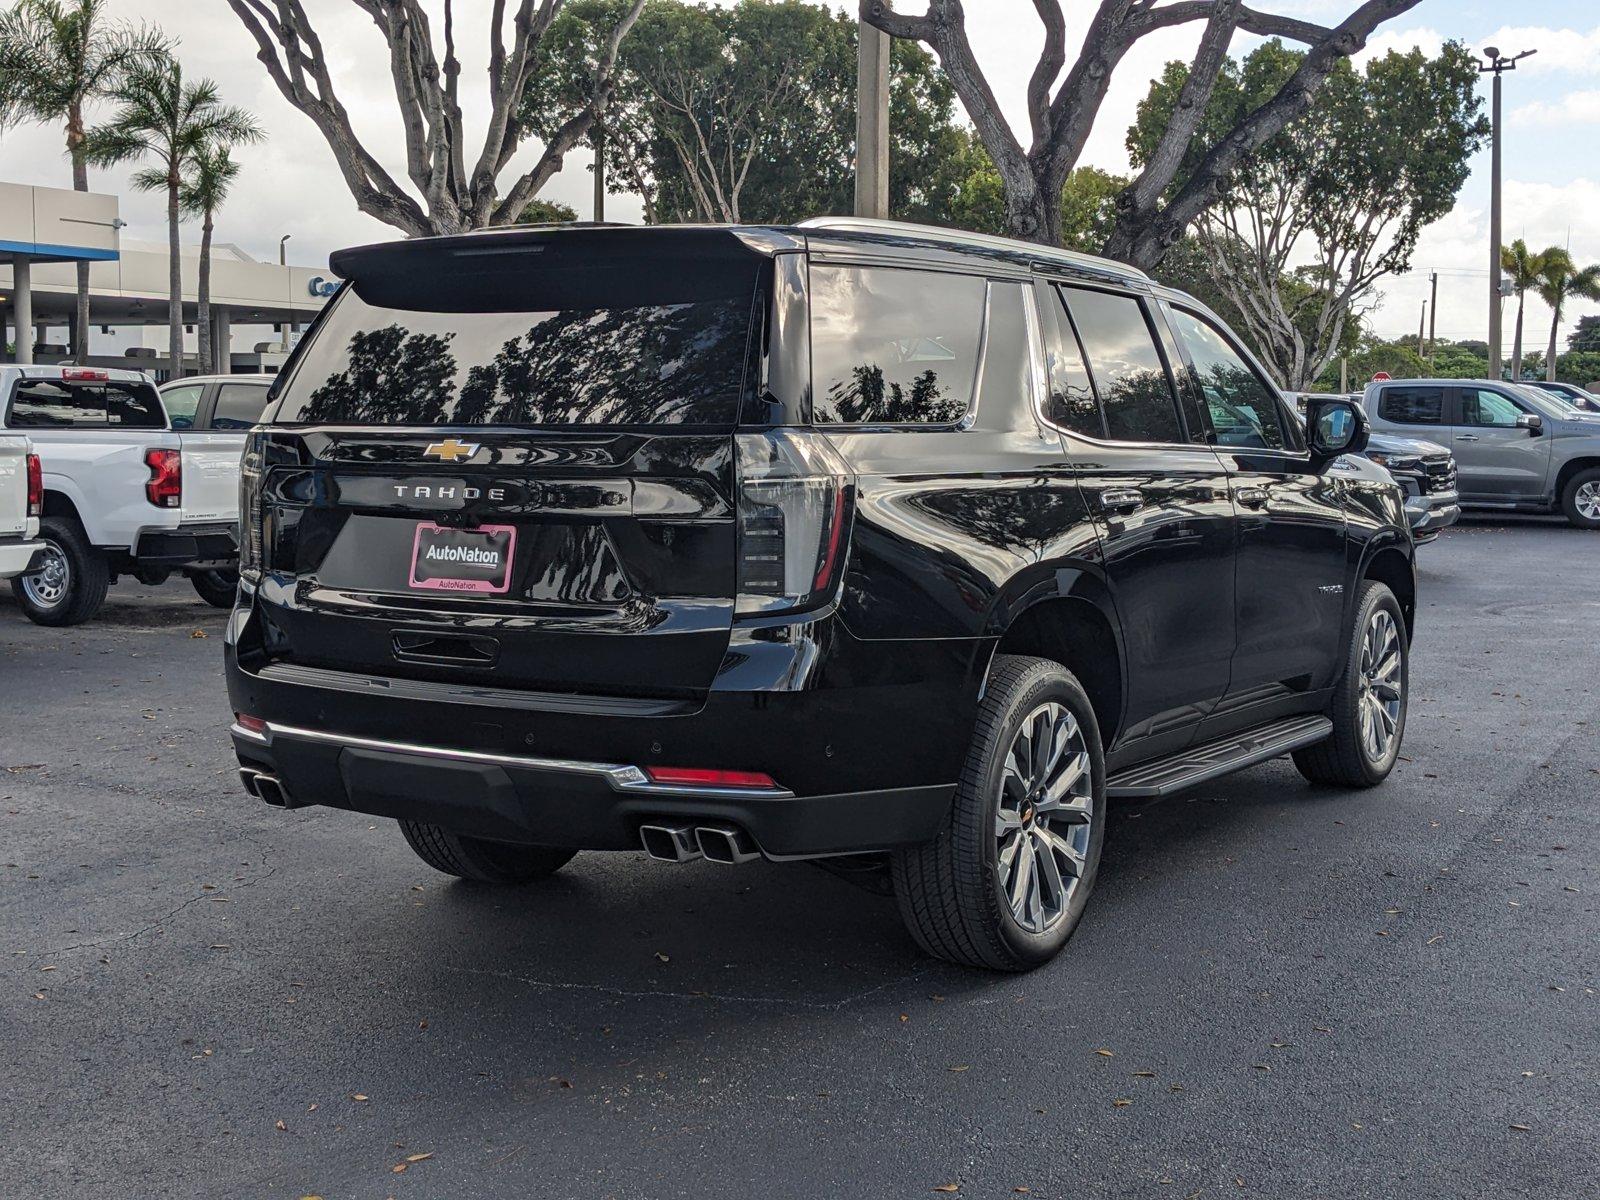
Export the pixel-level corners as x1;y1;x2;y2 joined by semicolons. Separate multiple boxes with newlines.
639;823;762;865
239;767;293;809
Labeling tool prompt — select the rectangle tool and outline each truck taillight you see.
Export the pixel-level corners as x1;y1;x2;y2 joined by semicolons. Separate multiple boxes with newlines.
61;367;109;381
144;448;181;508
25;453;42;518
734;430;854;617
239;438;263;581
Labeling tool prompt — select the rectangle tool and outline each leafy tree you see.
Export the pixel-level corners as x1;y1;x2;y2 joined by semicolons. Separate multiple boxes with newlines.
86;60;261;374
1428;341;1488;380
1569;315;1600;354
1556;351;1600;388
1500;239;1548;381
522;0;964;226
0;0;167;361
1535;249;1600;382
517;198;579;224
179;142;244;373
937;132;1128;252
1313;336;1428;388
864;0;1422;264
1130;40;1487;390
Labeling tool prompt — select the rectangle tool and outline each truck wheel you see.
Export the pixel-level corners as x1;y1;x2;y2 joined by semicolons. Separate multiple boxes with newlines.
891;654;1105;972
11;516;110;627
1293;580;1408;788
190;569;239;609
399;820;576;883
1560;467;1600;529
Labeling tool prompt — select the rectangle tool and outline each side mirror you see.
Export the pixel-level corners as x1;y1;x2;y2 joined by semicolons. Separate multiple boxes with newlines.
1516;413;1543;436
1305;396;1369;467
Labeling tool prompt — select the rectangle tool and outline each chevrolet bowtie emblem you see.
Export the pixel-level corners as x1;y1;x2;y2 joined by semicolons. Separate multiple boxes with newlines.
422;438;480;462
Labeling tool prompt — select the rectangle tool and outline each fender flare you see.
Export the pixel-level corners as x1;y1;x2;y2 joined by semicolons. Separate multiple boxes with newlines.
39;474;98;541
1349;529;1416;634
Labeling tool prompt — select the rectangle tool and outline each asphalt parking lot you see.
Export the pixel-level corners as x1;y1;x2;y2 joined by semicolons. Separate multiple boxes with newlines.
2;518;1596;1200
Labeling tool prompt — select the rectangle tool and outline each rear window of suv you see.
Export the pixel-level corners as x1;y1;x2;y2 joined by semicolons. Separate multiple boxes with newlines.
275;257;760;427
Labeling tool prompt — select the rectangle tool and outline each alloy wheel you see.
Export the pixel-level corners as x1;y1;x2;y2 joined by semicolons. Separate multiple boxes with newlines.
1575;480;1600;522
20;540;68;610
1357;608;1404;764
995;701;1093;934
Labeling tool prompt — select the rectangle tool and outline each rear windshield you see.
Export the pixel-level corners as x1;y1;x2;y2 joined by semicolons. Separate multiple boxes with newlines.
275;256;760;427
7;379;165;429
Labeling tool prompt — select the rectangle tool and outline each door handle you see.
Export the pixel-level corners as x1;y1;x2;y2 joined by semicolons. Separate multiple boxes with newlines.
1234;486;1269;509
1457;433;1480;441
1097;487;1144;514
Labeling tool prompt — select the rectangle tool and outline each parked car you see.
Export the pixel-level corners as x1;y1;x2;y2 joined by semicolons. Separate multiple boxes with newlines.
1522;380;1600;414
1287;392;1460;543
157;374;274;606
1;365;241;624
1363;378;1600;529
0;431;43;581
227;218;1415;971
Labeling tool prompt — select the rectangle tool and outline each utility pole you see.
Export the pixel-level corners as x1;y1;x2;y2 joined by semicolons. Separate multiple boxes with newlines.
1417;300;1427;359
855;19;890;218
1480;46;1536;381
593;120;606;222
1427;271;1438;362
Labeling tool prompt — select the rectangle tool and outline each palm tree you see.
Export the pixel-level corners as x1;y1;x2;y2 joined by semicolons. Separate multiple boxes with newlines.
0;0;167;363
1500;240;1547;381
1535;250;1600;383
84;60;260;377
179;143;243;373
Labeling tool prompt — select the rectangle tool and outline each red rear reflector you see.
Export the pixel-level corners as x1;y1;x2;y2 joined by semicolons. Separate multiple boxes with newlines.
144;448;181;508
25;453;42;518
235;713;268;734
61;367;109;381
643;766;780;790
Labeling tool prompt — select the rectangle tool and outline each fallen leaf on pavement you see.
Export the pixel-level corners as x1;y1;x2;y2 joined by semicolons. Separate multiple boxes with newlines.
932;1185;959;1193
1112;1098;1132;1108
1094;1048;1114;1057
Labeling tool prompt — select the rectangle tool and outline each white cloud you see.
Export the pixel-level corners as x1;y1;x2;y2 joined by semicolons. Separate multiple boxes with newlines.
1511;90;1600;126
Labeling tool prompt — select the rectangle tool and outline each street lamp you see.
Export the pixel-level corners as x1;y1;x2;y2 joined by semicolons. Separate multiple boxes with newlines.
278;233;291;266
278;234;296;344
1480;46;1536;381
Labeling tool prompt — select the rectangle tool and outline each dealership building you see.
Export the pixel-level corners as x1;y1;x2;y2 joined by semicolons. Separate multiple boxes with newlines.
0;179;334;376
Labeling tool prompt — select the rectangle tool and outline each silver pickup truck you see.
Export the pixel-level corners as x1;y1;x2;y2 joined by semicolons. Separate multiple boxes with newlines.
1363;378;1600;529
0;431;43;581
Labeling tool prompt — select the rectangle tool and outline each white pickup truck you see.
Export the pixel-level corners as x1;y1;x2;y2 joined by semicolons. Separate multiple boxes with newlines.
1;365;242;625
0;431;44;582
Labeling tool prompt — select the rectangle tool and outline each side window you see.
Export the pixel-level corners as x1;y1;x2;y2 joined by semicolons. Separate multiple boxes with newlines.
1167;308;1285;450
1037;285;1103;437
1461;388;1522;427
161;384;205;431
1059;286;1183;444
1378;386;1444;425
211;383;271;430
810;264;984;424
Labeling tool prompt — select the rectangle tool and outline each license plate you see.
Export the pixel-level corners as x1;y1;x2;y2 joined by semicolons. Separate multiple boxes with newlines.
408;522;516;594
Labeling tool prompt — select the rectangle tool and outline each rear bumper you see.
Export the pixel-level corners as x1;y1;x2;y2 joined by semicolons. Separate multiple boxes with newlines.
229;717;954;858
134;523;238;569
0;538;44;579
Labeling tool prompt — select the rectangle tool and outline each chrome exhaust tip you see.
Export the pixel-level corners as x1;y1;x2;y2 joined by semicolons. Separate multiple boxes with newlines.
252;774;290;808
639;824;702;863
695;825;761;865
238;768;262;799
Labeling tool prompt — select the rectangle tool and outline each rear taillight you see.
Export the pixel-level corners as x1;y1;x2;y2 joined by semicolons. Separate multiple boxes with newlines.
643;766;781;790
239;436;263;581
734;430;854;616
25;453;42;518
144;448;181;508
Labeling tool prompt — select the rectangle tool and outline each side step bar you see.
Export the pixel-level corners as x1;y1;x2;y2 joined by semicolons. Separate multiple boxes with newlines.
1105;714;1332;799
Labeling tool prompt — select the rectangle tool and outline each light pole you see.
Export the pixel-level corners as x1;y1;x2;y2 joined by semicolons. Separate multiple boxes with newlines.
1480;46;1535;381
279;234;297;344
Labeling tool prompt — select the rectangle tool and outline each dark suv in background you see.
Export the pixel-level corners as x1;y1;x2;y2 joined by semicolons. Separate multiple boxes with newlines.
227;219;1415;971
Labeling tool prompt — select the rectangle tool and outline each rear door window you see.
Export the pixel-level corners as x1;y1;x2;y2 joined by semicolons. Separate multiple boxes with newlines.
810;264;984;424
1167;307;1286;450
8;380;165;429
1058;287;1183;444
1378;386;1444;425
1037;284;1103;437
210;382;271;430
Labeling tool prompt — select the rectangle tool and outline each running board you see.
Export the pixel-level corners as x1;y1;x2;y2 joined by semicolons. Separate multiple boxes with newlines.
1105;714;1333;798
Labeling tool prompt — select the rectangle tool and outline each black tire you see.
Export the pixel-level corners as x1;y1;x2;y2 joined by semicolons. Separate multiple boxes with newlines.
891;654;1106;972
10;516;109;627
190;569;239;609
1559;467;1600;529
1293;579;1408;788
399;820;576;883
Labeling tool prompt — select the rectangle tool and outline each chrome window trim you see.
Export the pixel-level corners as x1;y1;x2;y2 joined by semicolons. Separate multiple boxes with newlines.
229;720;797;800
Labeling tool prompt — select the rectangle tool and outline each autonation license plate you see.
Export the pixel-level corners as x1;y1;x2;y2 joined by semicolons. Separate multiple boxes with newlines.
408;522;517;594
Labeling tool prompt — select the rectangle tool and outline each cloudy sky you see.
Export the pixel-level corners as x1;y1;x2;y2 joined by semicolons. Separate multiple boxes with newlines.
2;0;1597;347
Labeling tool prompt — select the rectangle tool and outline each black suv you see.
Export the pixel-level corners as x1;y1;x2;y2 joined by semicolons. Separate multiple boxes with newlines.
226;219;1415;971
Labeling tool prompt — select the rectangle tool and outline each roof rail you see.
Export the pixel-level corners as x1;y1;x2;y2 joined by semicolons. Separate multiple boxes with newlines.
796;216;1150;281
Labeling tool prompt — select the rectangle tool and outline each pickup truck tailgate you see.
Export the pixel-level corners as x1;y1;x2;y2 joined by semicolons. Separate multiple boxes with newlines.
0;434;28;538
180;432;243;524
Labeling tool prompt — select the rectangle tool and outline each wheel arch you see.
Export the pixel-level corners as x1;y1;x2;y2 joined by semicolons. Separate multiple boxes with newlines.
1553;456;1600;503
1359;540;1416;639
40;483;87;529
980;564;1126;749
